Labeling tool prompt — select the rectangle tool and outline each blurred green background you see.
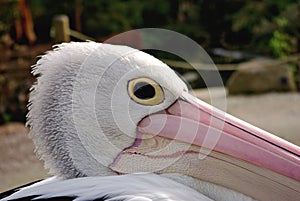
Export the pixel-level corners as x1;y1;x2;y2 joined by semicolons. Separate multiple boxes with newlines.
0;0;300;124
2;0;299;56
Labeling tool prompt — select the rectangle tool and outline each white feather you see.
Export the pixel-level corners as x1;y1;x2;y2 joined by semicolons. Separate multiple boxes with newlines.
2;174;213;201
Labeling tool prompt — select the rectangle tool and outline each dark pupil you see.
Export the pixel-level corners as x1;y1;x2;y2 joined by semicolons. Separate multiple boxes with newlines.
133;82;156;99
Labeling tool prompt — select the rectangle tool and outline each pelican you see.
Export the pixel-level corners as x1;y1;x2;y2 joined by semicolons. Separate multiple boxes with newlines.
1;42;299;201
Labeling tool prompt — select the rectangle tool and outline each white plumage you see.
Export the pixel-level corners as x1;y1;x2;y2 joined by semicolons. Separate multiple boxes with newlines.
2;174;214;201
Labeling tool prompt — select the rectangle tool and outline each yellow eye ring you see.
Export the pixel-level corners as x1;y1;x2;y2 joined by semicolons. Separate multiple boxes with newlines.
128;77;164;106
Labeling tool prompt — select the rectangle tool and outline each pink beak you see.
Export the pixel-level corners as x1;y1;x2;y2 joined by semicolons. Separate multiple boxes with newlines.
137;92;300;181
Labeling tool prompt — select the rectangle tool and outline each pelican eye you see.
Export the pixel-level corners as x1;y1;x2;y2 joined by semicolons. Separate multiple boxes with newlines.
133;82;155;99
128;78;164;105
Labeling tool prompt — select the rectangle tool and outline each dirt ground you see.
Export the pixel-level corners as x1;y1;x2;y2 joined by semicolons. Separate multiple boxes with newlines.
0;123;48;192
0;89;299;192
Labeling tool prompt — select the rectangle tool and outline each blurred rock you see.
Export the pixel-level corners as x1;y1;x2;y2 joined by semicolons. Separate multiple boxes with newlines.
227;59;297;94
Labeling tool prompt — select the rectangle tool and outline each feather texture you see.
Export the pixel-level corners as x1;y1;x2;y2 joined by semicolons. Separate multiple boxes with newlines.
1;174;212;201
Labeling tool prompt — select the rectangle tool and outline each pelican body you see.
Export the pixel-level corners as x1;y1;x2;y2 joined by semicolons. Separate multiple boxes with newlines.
1;42;299;201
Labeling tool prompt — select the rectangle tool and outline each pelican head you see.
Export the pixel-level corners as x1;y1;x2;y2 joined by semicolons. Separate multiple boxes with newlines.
28;42;299;201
